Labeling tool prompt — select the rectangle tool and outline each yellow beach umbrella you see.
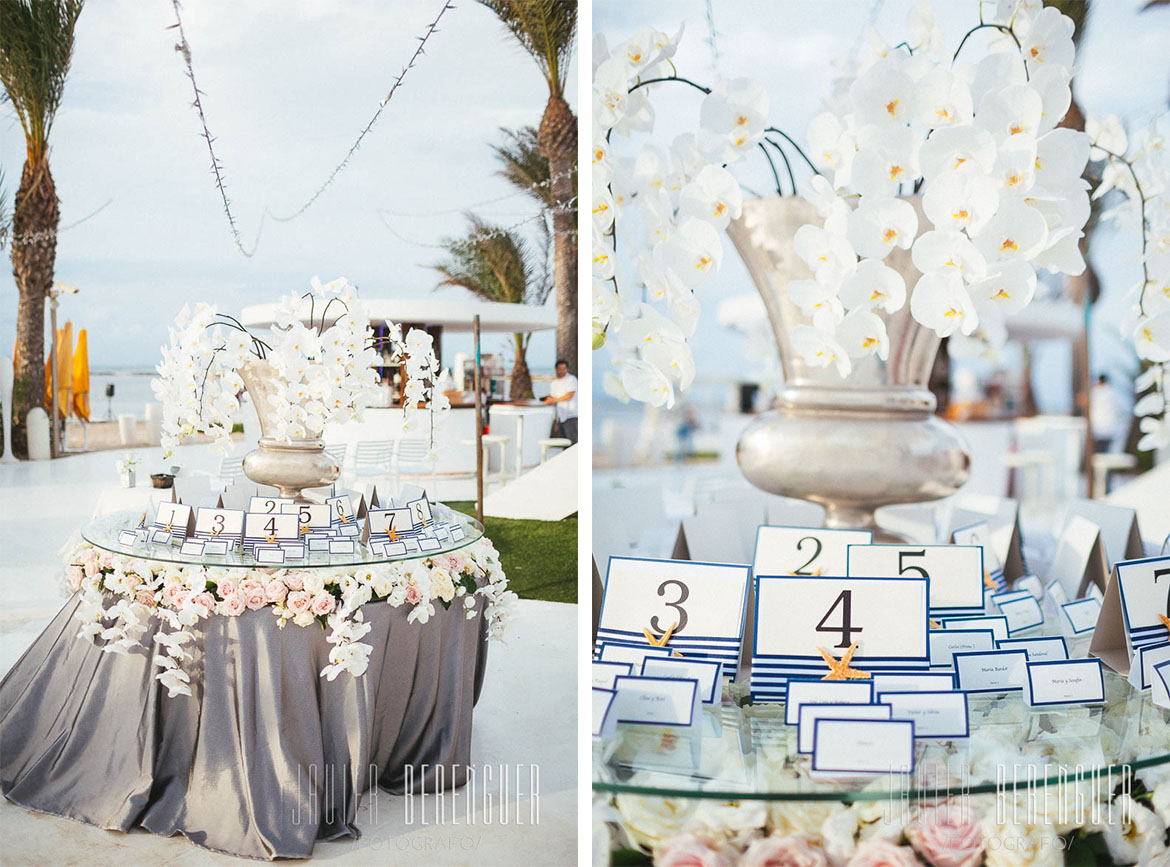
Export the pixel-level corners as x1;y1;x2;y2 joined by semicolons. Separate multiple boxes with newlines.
72;328;90;421
43;321;74;417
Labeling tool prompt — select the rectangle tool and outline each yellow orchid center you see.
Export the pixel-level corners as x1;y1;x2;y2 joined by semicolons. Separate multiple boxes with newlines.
944;258;961;269
953;209;970;222
736;114;750;127
1010;123;1025;135
870;289;885;300
886;99;899;116
1035;156;1043;170
593;148;605;163
1007;172;1023;187
1001;238;1020;252
889;165;905;180
713;203;727;217
943;307;962;318
628;50;643;63
954;156;968;169
697;256;712;269
1030;46;1041;59
862;337;878;348
882;228;898;243
936;107;953;122
993;288;1011;300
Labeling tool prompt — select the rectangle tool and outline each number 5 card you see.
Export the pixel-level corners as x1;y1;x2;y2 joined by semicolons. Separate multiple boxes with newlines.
846;544;984;617
595;557;751;678
751;575;929;701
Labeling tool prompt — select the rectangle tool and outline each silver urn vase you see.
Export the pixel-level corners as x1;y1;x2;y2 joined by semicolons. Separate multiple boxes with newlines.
726;197;971;540
238;359;340;502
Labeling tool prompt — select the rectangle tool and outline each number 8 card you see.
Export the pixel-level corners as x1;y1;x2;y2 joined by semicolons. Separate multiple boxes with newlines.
595;557;752;678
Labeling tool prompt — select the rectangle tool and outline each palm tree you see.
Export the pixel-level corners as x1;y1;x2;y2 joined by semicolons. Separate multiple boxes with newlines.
478;0;578;373
432;215;553;399
0;0;85;458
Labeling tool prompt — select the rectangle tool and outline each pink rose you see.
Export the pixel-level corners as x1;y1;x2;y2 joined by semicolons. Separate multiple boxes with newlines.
99;552;116;569
265;579;288;603
84;559;99;578
405;585;422;605
135;589;156;607
905;806;983;867
215;579;236;599
741;834;828;867
283;574;304;591
238;579;264;599
219;594;246;616
847;840;920;867
244;588;267;610
124;573;142;591
446;555;462;572
286;590;312;614
310;592;336;616
67;565;84;589
171;589;192;609
655;834;733;867
191;591;216;613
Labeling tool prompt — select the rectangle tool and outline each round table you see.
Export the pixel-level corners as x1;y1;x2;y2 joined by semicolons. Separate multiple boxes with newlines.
1;509;495;861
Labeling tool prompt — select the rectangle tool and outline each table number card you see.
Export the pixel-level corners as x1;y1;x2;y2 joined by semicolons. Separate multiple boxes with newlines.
595;557;751;678
953;649;1028;693
326;495;361;537
752;575;929;701
998;596;1045;635
363;508;415;549
797;703;892;754
407;494;433;529
592;661;633;690
754;526;873;578
152;502;194;544
243;512;298;551
949;495;1027;580
811;719;915;776
1060;597;1102;638
878;691;969;739
1064;499;1144;569
1127;642;1170;691
847;544;984;616
248;495;294;515
1090;556;1170;674
641;656;723;704
997;636;1069;662
194;507;245;548
1049;515;1110;601
1025;659;1105;707
280;502;332;539
612;675;699;726
929;629;996;669
592;688;619;739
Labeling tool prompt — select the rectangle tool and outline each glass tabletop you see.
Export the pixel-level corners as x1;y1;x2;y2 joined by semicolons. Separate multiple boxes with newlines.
82;507;484;569
593;669;1170;802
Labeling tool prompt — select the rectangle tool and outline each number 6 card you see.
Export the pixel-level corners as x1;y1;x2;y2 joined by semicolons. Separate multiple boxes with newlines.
595;557;751;678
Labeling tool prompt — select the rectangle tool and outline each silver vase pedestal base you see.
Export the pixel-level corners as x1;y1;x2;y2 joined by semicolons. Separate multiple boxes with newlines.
242;438;340;503
736;386;971;543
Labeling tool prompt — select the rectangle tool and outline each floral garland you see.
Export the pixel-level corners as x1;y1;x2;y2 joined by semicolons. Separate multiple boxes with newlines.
152;276;449;457
61;536;515;697
1085;113;1170;453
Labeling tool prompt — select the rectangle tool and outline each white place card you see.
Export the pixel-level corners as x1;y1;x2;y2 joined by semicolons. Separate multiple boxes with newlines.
281;543;306;560
248;495;293;515
597;641;673;669
641;656;723;704
118;529;141;547
203;539;229;556
1087;583;1104;602
383;541;408;557
940;615;1009;644
328;538;356;555
871;672;955;693
953;649;1029;693
1060;598;1101;637
784;678;874;725
596;557;751;678
1015;575;1045;600
1025;659;1105;707
997;636;1069;662
592;661;633;690
612;675;699;726
998;596;1045;635
929;629;995;668
150;528;175;545
451;525;466;541
990;589;1032;610
179;539;206;556
254;546;286;565
1128;642;1170;691
755;526;873;577
418;538;441;552
878;691;969;738
1153;659;1170;709
797;703;892;754
308;537;331;552
1046;579;1069;608
847;544;984;616
592;688;618;739
811;719;915;776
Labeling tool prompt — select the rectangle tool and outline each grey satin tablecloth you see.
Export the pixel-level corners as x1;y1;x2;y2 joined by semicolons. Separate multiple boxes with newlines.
0;592;489;860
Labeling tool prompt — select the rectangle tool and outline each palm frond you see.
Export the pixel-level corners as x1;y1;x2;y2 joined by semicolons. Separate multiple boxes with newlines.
0;167;9;250
431;214;540;306
492;126;553;208
477;0;576;96
0;0;85;160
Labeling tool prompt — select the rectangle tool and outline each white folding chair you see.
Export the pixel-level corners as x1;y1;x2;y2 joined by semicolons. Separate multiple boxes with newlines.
215;455;247;488
323;442;349;469
395;438;437;500
351;440;395;490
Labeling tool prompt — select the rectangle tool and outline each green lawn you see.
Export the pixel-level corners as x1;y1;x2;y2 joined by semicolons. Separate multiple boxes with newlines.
447;501;577;604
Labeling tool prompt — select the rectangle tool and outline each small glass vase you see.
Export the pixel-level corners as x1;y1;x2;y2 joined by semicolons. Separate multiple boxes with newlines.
120;468;135;488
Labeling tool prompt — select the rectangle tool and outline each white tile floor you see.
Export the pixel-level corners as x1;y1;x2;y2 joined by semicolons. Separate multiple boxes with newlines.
0;444;577;866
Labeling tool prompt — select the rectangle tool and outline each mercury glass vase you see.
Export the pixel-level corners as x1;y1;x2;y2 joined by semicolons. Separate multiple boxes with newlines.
725;197;971;541
238;359;340;502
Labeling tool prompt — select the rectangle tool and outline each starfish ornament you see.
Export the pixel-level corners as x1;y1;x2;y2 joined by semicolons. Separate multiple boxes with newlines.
984;572;998;590
817;641;871;680
1159;613;1170;634
642;621;684;657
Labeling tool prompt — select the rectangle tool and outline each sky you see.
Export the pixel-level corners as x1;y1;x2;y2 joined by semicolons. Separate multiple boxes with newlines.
592;0;1170;408
1;0;576;372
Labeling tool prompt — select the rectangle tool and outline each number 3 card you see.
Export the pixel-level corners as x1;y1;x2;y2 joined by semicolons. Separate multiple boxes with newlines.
754;526;873;577
846;544;984;617
751;575;929;701
595;557;751;678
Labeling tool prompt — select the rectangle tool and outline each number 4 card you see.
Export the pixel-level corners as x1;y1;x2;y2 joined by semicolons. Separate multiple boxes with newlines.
595;557;751;679
1090;556;1170;674
754;526;873;578
846;544;984;617
751;575;929;702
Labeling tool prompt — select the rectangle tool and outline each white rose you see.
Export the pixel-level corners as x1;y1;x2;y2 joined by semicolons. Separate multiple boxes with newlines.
1099;795;1167;866
981;818;1064;867
303;573;326;595
612;790;697;851
687;800;768;848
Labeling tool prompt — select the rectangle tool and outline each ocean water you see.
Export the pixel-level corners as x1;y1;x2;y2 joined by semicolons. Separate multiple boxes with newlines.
84;372;158;421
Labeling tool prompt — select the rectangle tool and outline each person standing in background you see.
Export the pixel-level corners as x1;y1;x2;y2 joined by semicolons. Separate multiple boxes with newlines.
1090;373;1127;453
544;359;578;444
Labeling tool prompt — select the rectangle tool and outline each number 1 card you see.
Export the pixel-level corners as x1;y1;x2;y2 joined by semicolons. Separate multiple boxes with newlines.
595;556;751;678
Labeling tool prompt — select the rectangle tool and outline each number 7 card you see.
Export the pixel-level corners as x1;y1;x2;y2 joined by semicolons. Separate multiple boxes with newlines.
594;557;751;678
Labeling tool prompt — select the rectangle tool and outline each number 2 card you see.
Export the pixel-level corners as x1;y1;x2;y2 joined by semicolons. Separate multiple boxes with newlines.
754;526;873;578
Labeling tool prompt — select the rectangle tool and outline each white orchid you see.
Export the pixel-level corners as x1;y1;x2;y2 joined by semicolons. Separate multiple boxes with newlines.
912;230;988;282
836;309;890;360
839;259;907;314
847;197;918;259
910;273;979;338
791;325;852;377
973;199;1049;263
677;165;744;230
